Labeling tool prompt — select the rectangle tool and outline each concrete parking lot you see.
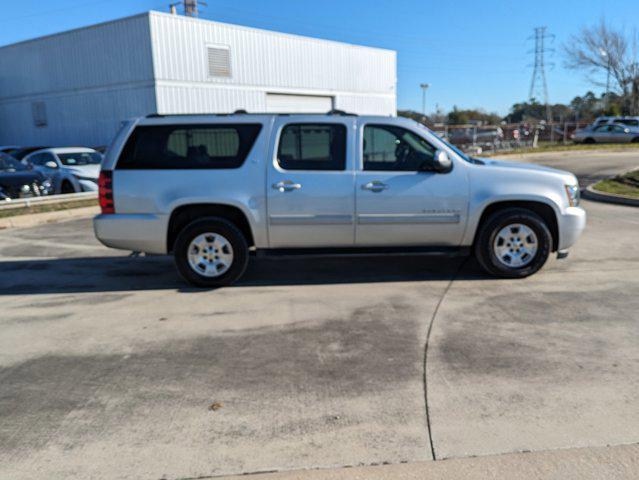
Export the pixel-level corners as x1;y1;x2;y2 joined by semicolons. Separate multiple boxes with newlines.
1;151;638;479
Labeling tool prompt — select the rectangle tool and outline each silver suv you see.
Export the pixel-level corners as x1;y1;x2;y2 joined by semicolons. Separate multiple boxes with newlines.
94;113;586;287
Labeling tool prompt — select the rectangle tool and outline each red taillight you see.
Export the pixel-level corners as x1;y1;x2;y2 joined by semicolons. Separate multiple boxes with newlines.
98;170;114;214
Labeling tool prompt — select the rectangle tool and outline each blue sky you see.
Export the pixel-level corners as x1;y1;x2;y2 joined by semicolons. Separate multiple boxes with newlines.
1;0;637;115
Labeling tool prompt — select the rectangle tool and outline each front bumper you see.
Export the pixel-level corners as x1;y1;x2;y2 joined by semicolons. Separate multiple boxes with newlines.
94;213;169;254
557;206;586;251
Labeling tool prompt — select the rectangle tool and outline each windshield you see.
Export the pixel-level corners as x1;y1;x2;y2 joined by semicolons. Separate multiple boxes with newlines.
0;153;28;172
58;152;102;166
414;122;472;162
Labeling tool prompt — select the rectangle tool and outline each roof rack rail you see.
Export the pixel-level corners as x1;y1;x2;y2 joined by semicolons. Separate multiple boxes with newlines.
145;110;358;118
145;112;244;118
327;109;357;116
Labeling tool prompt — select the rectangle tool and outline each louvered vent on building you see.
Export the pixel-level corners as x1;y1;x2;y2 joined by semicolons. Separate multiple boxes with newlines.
32;101;47;127
208;46;231;77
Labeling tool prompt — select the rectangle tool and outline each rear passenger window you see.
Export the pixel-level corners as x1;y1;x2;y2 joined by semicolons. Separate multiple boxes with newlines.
117;124;262;169
277;124;346;170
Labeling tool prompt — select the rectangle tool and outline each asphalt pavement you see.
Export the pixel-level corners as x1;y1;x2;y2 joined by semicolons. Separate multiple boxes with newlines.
0;150;637;480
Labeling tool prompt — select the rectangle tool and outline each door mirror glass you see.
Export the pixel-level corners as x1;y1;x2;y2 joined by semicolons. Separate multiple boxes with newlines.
45;161;58;169
431;149;452;173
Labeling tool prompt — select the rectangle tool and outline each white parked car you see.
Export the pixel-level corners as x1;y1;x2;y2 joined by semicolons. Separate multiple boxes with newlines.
23;147;103;193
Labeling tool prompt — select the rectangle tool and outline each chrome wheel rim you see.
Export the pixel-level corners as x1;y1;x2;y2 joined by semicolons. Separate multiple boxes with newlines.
187;233;234;278
493;223;538;268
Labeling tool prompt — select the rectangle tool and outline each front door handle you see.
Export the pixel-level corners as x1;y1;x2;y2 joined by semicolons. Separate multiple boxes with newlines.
362;181;389;193
273;180;302;192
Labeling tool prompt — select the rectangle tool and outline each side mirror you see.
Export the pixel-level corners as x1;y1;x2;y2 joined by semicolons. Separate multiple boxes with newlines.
432;149;453;173
45;161;58;169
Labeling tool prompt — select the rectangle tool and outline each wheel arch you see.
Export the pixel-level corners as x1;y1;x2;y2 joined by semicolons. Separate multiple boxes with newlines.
167;203;255;253
473;200;559;252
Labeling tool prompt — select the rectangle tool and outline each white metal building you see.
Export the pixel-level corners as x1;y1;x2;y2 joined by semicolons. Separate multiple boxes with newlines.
0;11;396;147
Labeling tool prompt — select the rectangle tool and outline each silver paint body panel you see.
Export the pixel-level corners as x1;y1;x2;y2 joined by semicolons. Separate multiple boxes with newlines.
95;114;585;255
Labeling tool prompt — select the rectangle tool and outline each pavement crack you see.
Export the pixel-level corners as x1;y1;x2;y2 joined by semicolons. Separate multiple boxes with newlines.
422;257;468;461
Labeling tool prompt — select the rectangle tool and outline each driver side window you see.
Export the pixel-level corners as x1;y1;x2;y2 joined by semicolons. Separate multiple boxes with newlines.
363;125;436;171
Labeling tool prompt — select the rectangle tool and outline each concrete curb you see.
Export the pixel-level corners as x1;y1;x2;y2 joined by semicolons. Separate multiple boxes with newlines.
0;206;99;230
218;444;639;480
583;185;639;207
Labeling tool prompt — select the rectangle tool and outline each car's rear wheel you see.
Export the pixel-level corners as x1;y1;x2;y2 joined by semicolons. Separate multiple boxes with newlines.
475;208;552;278
174;217;248;287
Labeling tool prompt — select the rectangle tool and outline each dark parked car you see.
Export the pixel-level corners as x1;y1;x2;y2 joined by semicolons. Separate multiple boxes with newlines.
8;146;52;161
0;153;51;199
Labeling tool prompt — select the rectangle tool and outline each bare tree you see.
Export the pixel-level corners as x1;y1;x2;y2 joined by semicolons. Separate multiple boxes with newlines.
564;19;639;114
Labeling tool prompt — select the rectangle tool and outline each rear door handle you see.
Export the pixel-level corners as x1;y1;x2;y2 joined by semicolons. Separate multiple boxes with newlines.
273;180;302;192
362;181;389;193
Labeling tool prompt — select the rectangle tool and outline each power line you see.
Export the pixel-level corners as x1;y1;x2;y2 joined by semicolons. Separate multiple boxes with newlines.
527;26;554;122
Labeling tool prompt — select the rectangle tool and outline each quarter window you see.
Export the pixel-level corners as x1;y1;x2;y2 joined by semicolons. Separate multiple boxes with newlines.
117;124;262;169
277;124;346;171
363;125;436;171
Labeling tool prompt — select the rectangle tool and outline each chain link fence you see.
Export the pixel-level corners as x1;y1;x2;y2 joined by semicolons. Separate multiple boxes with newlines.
434;122;592;154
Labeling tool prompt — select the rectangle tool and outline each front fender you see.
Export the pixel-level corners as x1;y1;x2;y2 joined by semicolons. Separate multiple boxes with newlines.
462;192;563;247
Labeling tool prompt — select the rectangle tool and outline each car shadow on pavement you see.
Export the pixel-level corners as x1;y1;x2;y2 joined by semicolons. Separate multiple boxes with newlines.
0;253;489;295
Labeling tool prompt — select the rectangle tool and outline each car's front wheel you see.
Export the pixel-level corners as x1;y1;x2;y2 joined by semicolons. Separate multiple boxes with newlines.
174;217;249;287
475;208;552;278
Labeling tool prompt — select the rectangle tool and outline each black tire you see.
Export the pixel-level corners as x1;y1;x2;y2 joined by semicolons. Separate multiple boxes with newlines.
583;137;595;144
474;208;552;278
61;181;75;194
632;137;639;143
174;217;249;288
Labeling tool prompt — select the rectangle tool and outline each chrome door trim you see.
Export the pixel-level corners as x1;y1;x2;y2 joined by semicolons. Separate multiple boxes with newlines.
357;213;461;224
269;214;354;226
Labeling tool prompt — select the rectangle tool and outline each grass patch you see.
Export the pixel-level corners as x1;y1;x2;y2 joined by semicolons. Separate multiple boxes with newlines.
0;198;98;218
592;169;639;199
486;142;639;157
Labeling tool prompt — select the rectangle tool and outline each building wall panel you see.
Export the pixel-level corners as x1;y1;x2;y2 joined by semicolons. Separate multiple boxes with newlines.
0;14;154;100
0;11;397;146
0;86;156;146
149;11;396;110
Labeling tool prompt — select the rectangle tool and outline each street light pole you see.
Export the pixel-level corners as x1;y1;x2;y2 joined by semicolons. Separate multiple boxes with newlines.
600;49;611;111
420;83;430;117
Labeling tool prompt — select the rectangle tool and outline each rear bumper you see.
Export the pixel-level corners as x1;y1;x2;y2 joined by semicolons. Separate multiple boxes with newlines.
557;206;586;251
93;213;169;254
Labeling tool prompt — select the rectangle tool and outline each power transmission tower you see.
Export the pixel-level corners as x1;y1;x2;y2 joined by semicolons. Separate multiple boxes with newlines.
528;27;554;123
